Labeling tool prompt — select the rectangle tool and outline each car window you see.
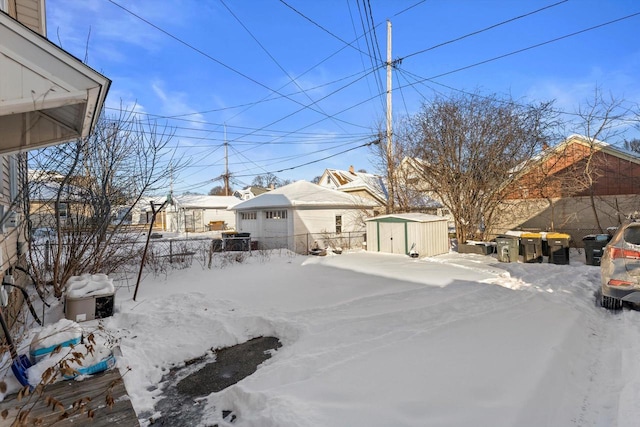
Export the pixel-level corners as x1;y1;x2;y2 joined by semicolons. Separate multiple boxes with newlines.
624;226;640;245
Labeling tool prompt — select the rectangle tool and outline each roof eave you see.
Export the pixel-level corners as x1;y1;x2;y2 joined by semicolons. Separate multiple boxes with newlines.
0;12;111;155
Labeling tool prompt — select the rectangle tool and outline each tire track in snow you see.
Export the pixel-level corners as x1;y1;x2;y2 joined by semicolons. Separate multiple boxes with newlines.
280;281;538;383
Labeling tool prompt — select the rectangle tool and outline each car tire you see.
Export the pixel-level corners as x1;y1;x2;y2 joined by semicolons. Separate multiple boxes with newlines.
601;294;623;310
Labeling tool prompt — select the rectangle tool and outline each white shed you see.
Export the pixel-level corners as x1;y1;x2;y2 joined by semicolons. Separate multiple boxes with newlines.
365;213;449;257
166;195;241;232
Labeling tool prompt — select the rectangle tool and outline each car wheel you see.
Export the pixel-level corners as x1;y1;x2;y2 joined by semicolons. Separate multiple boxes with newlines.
601;294;623;310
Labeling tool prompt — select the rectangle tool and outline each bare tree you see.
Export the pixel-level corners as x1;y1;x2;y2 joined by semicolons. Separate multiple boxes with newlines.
251;173;290;188
399;92;557;243
573;87;635;231
208;186;227;196
625;138;640;153
26;107;184;297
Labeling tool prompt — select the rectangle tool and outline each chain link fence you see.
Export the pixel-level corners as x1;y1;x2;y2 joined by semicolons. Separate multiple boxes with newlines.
30;231;367;290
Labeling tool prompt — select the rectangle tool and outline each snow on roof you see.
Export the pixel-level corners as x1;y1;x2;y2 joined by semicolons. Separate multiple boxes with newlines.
173;195;241;209
29;181;85;201
366;213;447;223
325;168;388;202
231;180;378;210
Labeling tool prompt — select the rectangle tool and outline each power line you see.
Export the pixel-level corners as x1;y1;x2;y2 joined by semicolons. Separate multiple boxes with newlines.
233;137;381;178
106;0;371;130
220;0;349;134
401;0;570;61
171;137;378;193
398;11;640;90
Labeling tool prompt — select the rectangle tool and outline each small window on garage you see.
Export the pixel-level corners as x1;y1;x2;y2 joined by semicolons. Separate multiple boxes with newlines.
266;210;287;220
241;211;257;220
335;215;342;233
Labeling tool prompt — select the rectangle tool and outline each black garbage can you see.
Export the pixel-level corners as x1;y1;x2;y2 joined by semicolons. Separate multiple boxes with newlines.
583;234;612;266
496;235;519;263
520;233;543;263
223;232;251;251
547;233;571;265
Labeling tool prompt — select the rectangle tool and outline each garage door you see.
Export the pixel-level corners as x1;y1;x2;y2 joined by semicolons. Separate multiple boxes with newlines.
264;209;289;249
379;223;406;254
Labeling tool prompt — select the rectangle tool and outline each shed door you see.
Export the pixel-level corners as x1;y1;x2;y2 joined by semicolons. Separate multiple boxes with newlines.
379;223;406;254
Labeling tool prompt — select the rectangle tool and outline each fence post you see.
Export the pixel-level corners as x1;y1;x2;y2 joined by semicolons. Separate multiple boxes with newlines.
169;240;173;263
45;241;50;271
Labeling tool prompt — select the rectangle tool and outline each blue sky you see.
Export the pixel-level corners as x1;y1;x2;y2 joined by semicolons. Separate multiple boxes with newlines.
46;0;640;195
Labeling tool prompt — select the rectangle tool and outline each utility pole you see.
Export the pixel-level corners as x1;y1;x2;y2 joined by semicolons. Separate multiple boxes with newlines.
223;124;230;196
386;19;394;214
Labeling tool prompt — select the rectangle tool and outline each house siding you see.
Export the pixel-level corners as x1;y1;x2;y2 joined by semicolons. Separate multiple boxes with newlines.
15;0;43;34
499;136;640;241
506;141;640;200
291;207;369;253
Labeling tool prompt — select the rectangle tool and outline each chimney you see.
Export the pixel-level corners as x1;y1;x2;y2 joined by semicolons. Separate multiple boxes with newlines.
349;165;355;174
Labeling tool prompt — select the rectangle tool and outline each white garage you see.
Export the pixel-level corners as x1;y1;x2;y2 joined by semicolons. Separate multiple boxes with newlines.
231;180;379;252
366;213;450;257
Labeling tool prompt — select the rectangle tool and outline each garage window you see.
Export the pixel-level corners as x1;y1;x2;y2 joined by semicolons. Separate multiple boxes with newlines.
266;210;287;220
241;212;257;220
335;215;342;233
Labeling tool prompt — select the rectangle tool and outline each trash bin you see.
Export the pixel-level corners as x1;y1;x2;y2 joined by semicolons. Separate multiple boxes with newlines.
520;232;543;263
64;274;115;322
547;232;571;265
223;232;251;251
496;235;519;263
65;293;115;322
583;234;612;266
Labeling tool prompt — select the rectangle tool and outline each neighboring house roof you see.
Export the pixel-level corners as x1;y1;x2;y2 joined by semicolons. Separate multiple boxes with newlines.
231;180;379;210
28;170;66;182
233;186;269;200
29;181;86;202
366;213;447;223
511;134;640;177
0;11;111;155
135;196;170;212
319;166;388;204
173;195;241;209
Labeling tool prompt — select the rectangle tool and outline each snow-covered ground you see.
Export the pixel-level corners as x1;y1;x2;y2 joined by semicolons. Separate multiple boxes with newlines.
6;248;640;426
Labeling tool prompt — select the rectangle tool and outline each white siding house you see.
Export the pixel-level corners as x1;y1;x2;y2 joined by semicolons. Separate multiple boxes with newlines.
231;180;379;252
366;213;450;257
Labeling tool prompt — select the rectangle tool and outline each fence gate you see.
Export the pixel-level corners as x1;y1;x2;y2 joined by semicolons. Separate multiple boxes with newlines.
184;212;195;232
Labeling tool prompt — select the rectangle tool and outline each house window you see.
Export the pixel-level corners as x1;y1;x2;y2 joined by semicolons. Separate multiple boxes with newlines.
8;155;18;201
241;211;257;220
335;215;342;234
57;202;68;219
265;210;287;220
